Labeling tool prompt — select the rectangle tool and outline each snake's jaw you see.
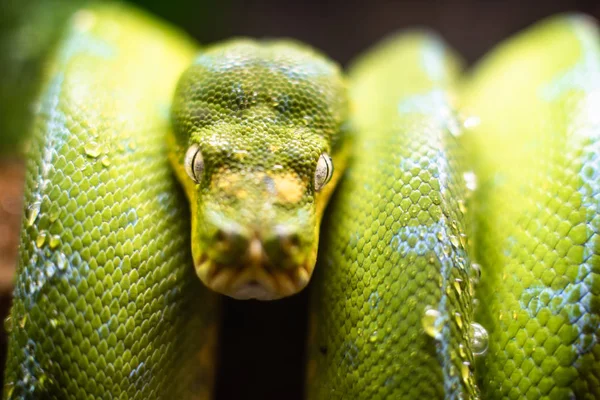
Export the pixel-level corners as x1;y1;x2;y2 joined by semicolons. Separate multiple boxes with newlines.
193;239;315;300
184;155;342;300
187;201;315;299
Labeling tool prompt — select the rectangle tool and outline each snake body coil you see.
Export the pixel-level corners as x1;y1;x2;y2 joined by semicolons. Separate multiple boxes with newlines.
2;3;600;400
307;33;478;399
3;4;217;399
464;15;600;399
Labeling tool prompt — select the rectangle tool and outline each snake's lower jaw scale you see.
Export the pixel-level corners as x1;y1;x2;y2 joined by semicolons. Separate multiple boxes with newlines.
195;255;313;300
230;281;279;300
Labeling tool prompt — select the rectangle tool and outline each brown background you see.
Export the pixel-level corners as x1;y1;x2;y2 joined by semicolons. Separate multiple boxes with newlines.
1;0;600;399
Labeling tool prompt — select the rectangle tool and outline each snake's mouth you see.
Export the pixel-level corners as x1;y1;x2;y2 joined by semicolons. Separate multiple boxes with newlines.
194;255;313;300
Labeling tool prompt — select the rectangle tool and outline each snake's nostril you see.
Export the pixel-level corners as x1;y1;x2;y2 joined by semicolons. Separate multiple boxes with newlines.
282;233;302;258
261;227;307;269
287;233;301;249
203;215;250;265
214;228;228;244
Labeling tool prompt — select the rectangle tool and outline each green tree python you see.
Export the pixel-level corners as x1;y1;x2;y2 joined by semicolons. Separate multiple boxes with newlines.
1;2;599;399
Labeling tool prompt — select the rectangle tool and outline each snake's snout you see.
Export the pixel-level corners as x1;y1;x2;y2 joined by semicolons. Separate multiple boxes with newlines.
194;216;314;300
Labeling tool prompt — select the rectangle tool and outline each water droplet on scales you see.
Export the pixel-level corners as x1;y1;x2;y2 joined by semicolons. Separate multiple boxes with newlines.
461;361;471;382
26;201;41;226
369;330;379;343
4;316;13;333
48;235;61;249
35;231;47;248
422;308;443;340
470;322;488;356
463;171;477;191
84;141;102;158
463;115;480;129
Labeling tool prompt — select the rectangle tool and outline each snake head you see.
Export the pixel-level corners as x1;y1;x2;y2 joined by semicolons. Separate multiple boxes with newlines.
168;39;349;300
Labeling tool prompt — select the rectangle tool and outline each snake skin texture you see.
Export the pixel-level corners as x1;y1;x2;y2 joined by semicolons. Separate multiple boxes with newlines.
3;4;218;399
167;39;349;300
306;33;479;399
3;3;600;399
463;15;600;399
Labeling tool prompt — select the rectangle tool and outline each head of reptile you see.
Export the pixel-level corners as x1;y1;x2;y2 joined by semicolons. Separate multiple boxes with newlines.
168;39;349;300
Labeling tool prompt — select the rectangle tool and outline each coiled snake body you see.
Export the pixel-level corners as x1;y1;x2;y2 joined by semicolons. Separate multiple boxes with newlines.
2;3;599;399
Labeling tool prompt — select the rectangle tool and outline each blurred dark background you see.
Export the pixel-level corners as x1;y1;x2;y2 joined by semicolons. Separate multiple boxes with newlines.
128;0;600;66
1;1;600;399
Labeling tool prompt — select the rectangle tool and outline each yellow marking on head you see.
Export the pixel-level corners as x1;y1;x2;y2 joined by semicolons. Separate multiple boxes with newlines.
211;168;252;198
233;149;249;161
271;172;305;204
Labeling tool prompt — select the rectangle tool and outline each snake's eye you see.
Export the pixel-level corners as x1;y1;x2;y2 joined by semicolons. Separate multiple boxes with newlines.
314;153;333;192
184;143;204;183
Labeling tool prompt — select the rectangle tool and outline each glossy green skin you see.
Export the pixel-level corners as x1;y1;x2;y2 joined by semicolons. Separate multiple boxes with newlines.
3;4;217;399
3;3;600;400
463;15;600;399
307;33;479;399
168;39;349;299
